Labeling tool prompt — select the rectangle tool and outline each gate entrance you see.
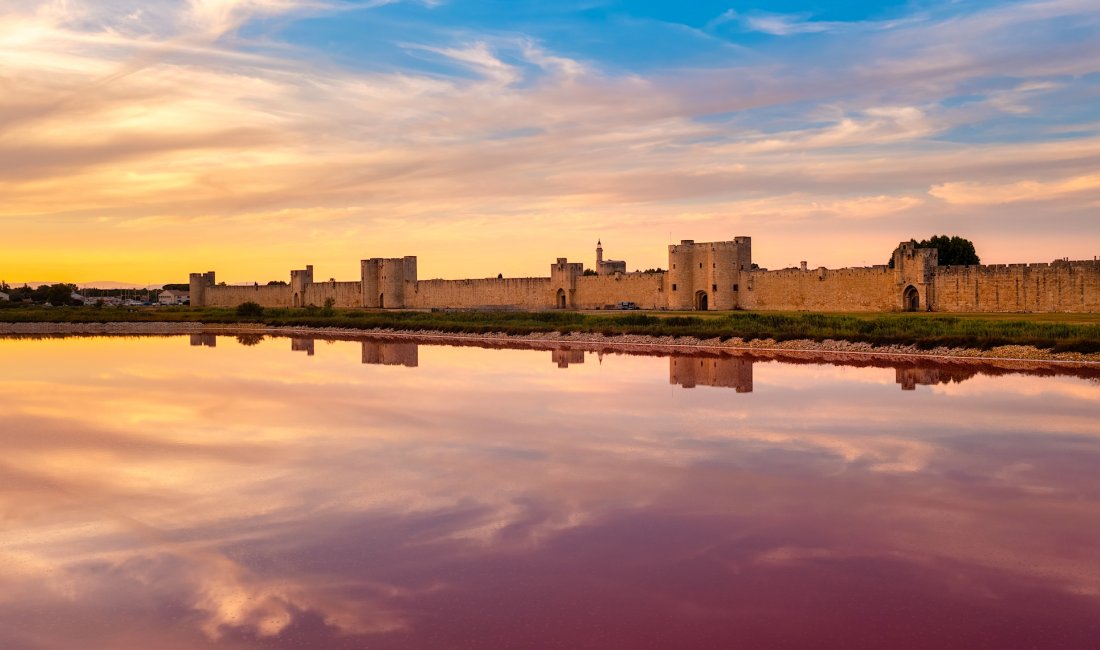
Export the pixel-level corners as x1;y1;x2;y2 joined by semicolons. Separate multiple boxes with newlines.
903;285;920;311
695;291;708;311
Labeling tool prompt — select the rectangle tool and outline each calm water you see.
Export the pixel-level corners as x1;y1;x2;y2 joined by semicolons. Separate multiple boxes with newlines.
2;334;1099;649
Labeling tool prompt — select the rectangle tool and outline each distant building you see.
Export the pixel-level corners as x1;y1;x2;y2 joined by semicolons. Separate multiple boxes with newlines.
158;289;190;305
71;292;86;304
595;240;627;276
0;291;9;302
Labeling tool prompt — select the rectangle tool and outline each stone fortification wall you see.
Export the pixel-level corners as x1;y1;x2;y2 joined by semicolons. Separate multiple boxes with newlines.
739;266;899;312
932;261;1100;312
204;284;294;308
408;277;553;310
572;273;666;309
303;281;363;308
188;237;1098;313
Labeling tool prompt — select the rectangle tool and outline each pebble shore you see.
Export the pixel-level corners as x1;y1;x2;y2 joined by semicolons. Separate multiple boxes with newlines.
3;320;1098;366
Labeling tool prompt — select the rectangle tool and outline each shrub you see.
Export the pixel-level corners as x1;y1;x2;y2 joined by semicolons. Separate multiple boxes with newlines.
236;301;264;318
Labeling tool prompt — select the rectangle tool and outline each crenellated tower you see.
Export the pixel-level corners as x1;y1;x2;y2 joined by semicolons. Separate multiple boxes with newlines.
188;271;215;307
667;237;751;310
892;242;938;311
361;256;417;308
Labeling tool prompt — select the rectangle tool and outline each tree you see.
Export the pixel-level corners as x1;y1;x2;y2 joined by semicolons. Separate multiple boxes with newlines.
236;333;264;346
44;283;77;306
890;235;980;267
162;283;189;291
582;268;598;276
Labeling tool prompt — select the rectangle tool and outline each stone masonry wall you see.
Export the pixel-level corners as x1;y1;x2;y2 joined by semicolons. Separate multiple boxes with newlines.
408;277;553;310
739;266;899;312
303;281;363;308
572;273;666;309
932;261;1100;312
203;284;294;308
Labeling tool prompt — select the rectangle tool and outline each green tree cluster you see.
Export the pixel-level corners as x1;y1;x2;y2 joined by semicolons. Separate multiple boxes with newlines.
890;235;980;267
3;283;79;305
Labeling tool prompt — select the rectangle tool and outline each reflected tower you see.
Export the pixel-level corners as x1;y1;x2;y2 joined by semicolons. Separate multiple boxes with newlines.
189;334;217;347
362;341;419;367
670;355;753;392
895;366;979;390
552;348;585;368
291;337;315;356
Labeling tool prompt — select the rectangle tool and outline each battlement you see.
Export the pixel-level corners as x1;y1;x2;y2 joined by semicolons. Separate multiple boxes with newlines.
668;237;751;254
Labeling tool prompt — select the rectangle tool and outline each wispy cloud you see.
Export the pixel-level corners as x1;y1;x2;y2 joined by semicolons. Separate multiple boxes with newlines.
0;0;1099;282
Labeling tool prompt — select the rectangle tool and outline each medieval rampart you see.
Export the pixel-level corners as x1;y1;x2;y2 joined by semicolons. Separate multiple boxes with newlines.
189;236;1098;313
203;284;294;308
572;273;666;309
408;277;551;310
739;266;899;312
931;261;1100;313
303;281;363;308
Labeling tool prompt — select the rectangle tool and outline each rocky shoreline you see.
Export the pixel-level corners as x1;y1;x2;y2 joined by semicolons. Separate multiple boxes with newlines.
3;320;1099;366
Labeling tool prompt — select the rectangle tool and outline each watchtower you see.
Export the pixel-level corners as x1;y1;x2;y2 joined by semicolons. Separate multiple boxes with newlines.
188;271;215;307
667;237;752;310
892;242;937;311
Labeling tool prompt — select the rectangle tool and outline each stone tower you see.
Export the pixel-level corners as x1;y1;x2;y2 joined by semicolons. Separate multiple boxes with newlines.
892;242;937;311
667;237;751;310
188;271;215;307
550;258;583;308
361;256;417;308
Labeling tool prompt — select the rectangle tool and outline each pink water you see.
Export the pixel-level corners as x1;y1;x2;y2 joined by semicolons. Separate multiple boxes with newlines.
1;335;1098;649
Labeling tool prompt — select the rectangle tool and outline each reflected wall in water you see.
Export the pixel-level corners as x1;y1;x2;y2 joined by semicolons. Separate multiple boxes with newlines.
291;337;315;356
361;340;418;367
669;355;754;392
190;333;217;347
552;348;585;368
895;365;980;390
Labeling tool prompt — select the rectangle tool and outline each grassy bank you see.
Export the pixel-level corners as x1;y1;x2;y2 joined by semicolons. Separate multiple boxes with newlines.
2;304;1100;353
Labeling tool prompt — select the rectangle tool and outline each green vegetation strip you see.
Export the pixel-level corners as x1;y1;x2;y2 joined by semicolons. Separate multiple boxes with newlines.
2;303;1099;353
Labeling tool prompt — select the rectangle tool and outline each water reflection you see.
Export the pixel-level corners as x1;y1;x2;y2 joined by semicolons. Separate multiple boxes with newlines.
1;334;1098;649
669;355;754;391
361;340;418;367
551;347;584;368
190;333;217;347
275;334;1099;393
290;337;314;355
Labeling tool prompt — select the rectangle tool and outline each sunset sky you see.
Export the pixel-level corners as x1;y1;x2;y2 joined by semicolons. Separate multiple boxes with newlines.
3;0;1099;285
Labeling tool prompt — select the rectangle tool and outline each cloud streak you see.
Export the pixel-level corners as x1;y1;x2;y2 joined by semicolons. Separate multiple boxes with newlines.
1;0;1099;283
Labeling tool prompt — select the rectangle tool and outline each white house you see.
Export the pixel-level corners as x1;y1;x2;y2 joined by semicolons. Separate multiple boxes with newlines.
0;291;9;302
158;289;190;305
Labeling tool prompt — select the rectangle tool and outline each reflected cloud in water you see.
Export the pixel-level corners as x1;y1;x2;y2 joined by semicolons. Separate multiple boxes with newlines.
1;334;1099;649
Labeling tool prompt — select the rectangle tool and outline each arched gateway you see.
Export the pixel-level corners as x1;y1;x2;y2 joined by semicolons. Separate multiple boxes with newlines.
695;291;708;311
556;288;567;309
903;285;920;311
